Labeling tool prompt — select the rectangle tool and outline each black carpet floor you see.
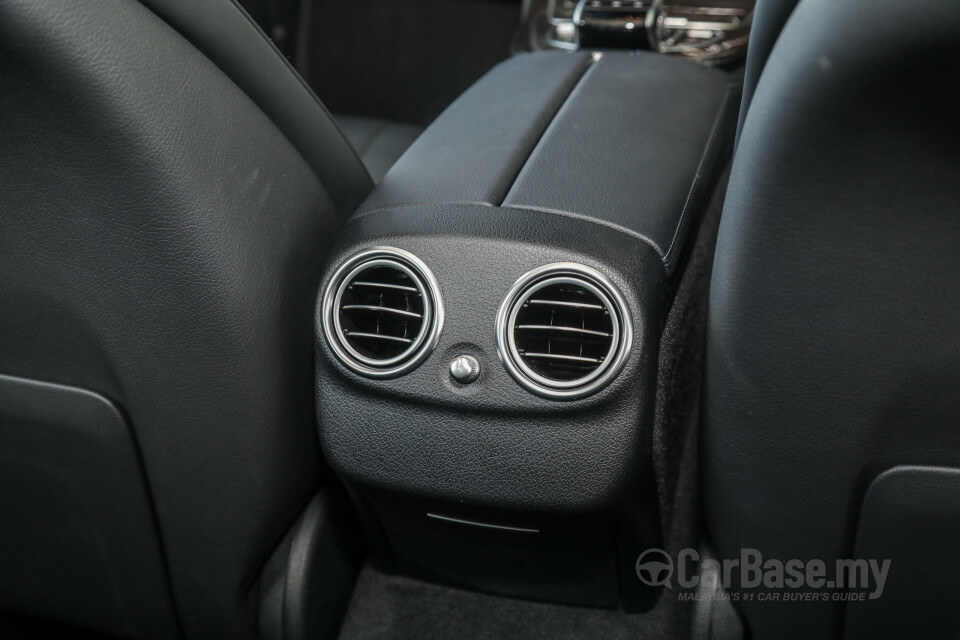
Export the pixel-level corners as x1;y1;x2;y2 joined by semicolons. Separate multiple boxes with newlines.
337;566;689;640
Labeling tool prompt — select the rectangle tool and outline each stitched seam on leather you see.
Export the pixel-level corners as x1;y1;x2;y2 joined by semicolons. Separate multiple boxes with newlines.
497;54;598;207
662;82;739;269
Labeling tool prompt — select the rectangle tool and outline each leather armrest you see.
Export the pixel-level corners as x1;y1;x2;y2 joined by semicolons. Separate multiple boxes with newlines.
356;50;740;274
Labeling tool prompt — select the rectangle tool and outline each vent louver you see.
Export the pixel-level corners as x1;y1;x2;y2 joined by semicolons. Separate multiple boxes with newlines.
322;248;443;378
497;264;632;399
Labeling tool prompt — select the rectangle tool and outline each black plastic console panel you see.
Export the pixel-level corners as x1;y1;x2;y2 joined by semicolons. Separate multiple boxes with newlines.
318;47;737;516
845;466;960;640
315;50;738;608
317;205;665;609
0;373;178;639
318;205;665;512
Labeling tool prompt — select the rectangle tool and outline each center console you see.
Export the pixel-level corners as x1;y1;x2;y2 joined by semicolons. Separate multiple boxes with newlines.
315;50;740;611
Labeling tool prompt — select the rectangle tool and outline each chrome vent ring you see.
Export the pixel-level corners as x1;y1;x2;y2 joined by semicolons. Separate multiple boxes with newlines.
496;263;632;399
322;247;443;378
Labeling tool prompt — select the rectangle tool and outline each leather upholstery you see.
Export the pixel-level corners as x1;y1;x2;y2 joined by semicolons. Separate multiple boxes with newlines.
336;116;423;183
704;0;960;638
151;0;418;188
501;53;737;275
0;0;366;637
139;0;374;212
733;0;799;145
356;51;740;276
357;52;594;214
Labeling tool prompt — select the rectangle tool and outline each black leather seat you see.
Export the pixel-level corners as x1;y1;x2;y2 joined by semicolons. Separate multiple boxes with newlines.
231;0;423;183
0;0;375;637
704;0;960;638
336;116;423;183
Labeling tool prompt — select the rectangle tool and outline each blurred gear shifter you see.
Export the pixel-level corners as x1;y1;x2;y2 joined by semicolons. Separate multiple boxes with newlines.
645;0;753;64
574;0;652;49
572;0;754;63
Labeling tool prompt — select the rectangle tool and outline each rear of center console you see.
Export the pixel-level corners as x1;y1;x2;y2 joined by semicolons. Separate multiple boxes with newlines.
315;50;740;612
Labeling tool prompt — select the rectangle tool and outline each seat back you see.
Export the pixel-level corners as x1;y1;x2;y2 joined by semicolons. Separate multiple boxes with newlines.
0;0;368;636
704;0;960;638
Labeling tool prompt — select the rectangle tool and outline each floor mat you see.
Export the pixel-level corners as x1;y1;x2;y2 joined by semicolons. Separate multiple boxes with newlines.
337;566;690;640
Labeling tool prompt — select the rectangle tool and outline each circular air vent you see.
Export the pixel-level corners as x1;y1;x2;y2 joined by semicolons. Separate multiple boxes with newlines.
496;263;632;399
322;247;443;378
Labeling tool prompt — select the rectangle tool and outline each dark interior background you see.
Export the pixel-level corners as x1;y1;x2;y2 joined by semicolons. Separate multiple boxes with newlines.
295;0;521;125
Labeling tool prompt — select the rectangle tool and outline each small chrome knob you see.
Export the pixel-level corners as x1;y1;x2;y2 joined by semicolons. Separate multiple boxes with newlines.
449;354;481;384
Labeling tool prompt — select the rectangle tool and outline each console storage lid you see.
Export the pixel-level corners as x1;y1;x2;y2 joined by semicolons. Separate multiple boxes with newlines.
356;50;739;274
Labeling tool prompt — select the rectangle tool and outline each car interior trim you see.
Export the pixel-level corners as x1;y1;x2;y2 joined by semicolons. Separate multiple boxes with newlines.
137;0;374;213
495;262;634;400
321;246;445;379
425;513;542;534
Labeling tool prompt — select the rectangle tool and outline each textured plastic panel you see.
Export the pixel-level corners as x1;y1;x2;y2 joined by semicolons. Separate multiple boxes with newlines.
0;373;179;639
316;204;666;512
845;466;960;640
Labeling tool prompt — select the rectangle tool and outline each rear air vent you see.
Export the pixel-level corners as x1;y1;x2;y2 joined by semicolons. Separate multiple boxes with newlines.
322;247;443;378
339;264;425;361
513;283;614;382
496;263;632;399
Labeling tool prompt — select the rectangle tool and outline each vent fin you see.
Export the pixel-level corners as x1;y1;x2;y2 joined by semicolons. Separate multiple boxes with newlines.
497;263;632;399
512;281;615;383
337;263;425;362
323;248;443;378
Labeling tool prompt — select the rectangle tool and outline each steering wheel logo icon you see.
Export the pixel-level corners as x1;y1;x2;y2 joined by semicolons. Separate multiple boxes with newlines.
635;549;674;588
